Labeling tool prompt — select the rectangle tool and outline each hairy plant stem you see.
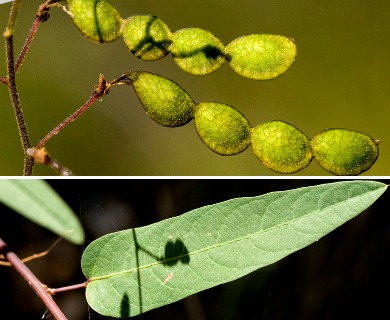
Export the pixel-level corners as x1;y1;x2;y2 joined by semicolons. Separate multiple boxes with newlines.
0;237;68;320
35;94;100;148
0;1;52;84
5;0;20;34
36;74;111;148
4;0;34;175
15;7;45;72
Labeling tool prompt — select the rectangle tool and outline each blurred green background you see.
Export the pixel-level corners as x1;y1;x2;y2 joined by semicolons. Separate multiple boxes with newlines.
0;0;389;176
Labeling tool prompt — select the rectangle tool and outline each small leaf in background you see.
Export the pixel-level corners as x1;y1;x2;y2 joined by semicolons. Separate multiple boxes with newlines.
0;180;84;245
81;180;386;318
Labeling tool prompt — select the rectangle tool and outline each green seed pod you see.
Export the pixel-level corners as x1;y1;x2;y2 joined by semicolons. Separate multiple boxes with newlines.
122;15;172;61
310;129;379;175
65;0;123;43
194;102;251;155
127;71;196;127
225;34;297;80
251;121;313;173
171;28;226;75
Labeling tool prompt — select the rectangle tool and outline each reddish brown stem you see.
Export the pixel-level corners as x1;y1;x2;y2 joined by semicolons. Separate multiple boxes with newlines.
0;237;68;320
15;1;55;72
35;93;100;148
14;17;40;73
26;147;73;176
35;74;110;148
4;0;34;175
1;1;51;84
47;282;88;295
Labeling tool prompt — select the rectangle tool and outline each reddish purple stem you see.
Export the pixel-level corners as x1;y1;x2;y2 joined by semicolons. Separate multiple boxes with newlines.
47;282;88;295
36;93;100;148
15;16;41;72
0;238;68;320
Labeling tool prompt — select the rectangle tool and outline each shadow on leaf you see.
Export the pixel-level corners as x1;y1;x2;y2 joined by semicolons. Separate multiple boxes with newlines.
120;293;131;318
130;16;172;59
161;239;190;266
93;1;103;43
131;229;190;315
172;44;225;60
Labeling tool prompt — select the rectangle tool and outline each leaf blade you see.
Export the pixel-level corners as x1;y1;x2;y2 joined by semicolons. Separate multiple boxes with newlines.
0;179;84;245
82;180;386;317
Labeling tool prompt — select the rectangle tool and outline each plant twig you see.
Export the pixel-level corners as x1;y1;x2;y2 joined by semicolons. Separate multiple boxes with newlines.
5;0;20;34
0;229;75;266
26;147;73;176
0;0;54;83
0;237;68;320
47;282;88;295
35;74;111;148
4;0;34;175
15;3;49;71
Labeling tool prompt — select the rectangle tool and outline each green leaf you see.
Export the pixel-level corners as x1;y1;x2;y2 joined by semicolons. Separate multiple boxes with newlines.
0;180;84;245
82;180;386;317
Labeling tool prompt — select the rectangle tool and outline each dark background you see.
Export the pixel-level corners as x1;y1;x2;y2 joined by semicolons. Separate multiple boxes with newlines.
1;0;390;175
0;179;389;319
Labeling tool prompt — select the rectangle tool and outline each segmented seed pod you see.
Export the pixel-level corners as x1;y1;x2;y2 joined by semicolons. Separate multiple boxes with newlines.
128;71;196;127
122;15;173;61
251;121;313;173
194;102;251;155
311;129;379;175
65;0;123;43
171;28;226;75
225;34;297;80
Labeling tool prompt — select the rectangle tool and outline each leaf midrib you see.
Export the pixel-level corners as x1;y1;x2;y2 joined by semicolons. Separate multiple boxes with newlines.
88;186;377;282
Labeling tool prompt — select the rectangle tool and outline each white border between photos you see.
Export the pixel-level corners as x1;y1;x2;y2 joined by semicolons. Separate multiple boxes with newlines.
0;176;387;180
